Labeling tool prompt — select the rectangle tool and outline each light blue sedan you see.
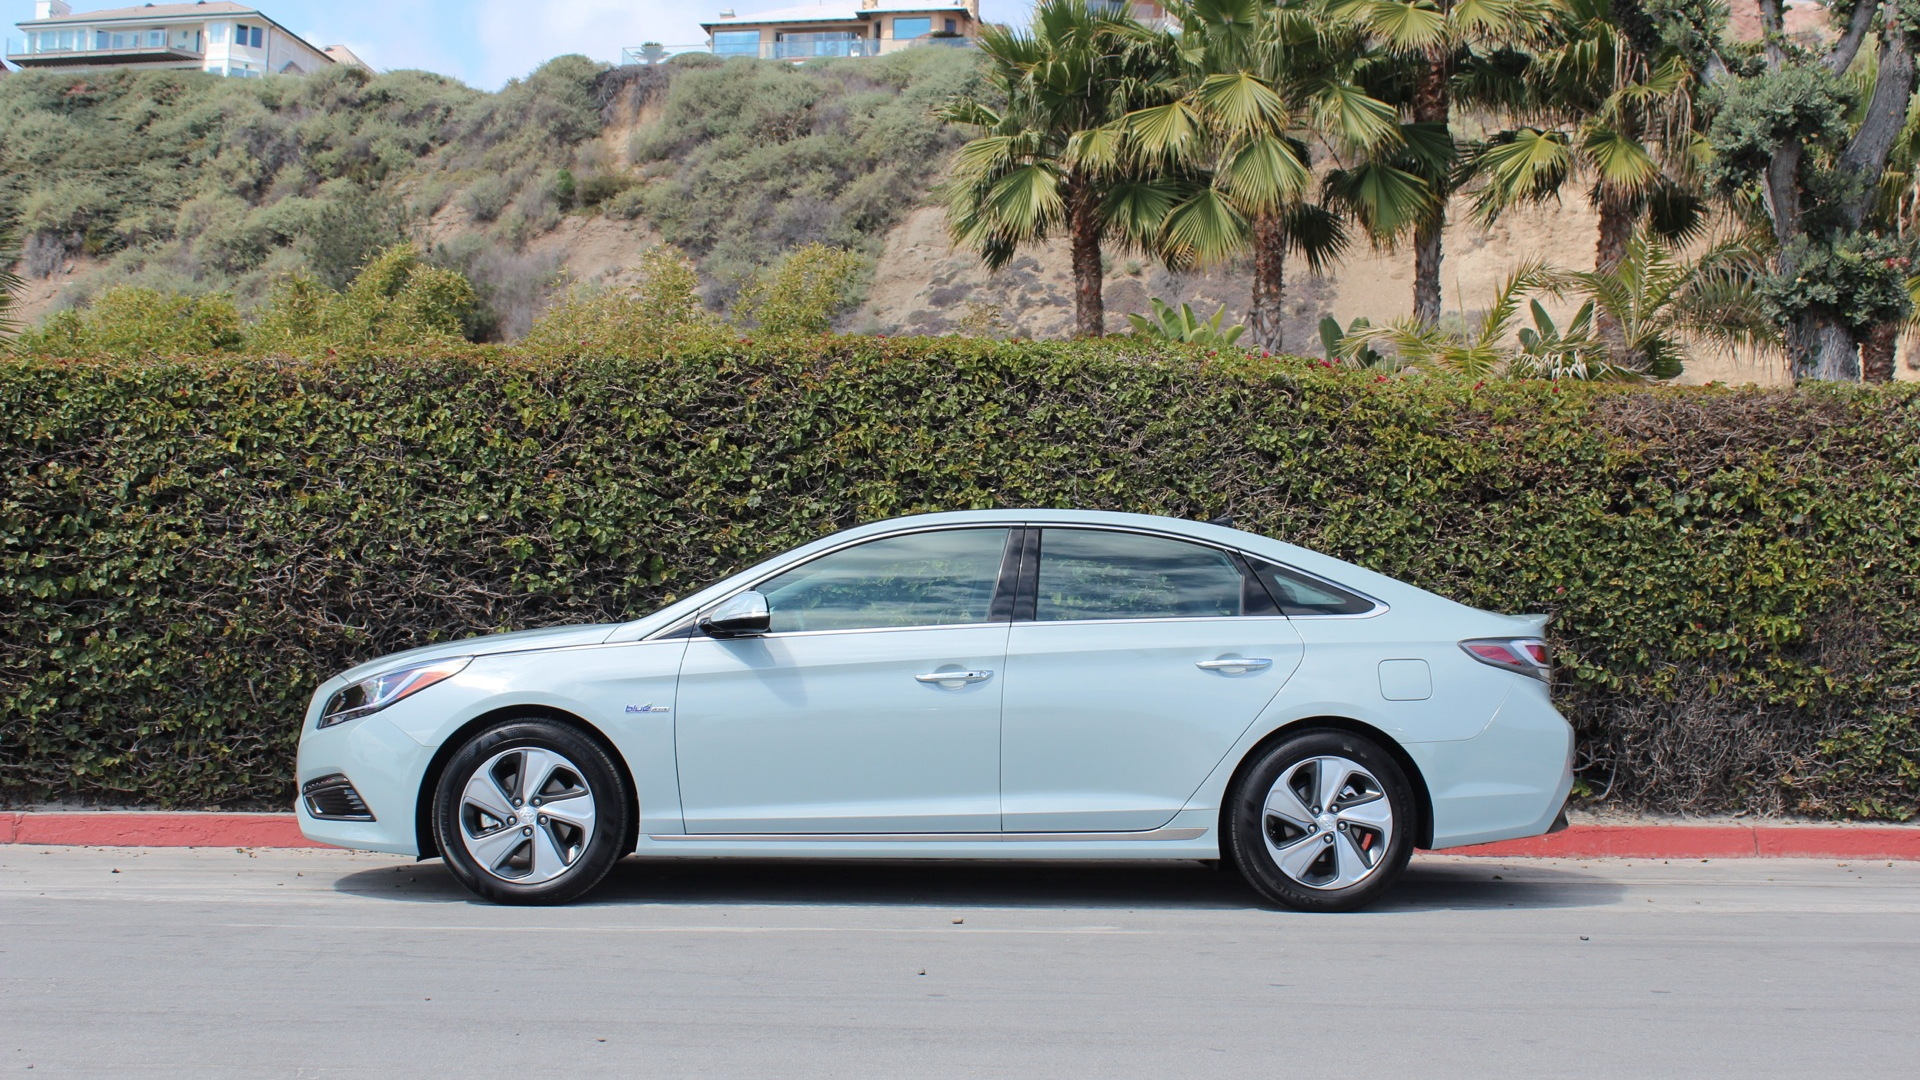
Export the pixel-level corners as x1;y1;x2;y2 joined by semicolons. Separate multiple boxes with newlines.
296;510;1574;910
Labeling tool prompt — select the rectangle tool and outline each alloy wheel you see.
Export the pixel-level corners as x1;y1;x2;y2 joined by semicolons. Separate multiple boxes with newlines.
457;746;597;884
1260;755;1396;891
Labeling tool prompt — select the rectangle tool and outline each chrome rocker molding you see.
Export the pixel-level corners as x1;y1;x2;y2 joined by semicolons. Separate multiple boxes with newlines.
647;826;1209;843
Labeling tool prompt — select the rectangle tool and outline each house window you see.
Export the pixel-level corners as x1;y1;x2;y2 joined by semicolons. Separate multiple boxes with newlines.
711;30;759;57
774;30;860;59
235;25;263;48
892;17;932;38
208;22;228;44
147;29;165;47
945;18;957;33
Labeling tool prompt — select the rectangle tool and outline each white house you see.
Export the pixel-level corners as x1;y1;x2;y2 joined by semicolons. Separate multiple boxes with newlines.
697;0;982;61
7;1;358;77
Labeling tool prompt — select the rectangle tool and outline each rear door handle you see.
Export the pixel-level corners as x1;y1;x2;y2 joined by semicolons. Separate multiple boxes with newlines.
1196;657;1272;672
915;669;994;687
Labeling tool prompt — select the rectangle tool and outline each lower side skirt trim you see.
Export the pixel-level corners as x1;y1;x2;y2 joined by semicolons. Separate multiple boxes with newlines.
648;826;1208;844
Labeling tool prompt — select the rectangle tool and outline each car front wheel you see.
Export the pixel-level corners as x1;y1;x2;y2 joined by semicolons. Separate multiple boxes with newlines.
433;718;630;905
1227;729;1415;913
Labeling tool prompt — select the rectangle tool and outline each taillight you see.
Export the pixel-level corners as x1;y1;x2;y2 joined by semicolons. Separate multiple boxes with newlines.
1460;637;1551;681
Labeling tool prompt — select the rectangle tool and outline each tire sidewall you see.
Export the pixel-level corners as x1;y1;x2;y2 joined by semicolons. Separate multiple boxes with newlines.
434;719;629;905
1229;728;1415;913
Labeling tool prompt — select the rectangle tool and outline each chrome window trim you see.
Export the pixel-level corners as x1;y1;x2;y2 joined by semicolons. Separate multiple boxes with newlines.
644;519;1387;641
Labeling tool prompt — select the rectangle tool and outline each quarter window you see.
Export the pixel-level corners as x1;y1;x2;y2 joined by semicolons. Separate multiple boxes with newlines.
1249;559;1376;616
1034;529;1247;621
757;528;1011;633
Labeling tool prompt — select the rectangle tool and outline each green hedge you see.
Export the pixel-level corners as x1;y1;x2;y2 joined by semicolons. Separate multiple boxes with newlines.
2;339;1917;817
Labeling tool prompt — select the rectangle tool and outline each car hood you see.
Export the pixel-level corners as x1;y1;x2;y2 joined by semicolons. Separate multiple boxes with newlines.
336;624;620;684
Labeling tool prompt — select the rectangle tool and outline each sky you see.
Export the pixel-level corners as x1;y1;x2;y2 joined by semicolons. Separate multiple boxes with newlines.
32;0;1034;90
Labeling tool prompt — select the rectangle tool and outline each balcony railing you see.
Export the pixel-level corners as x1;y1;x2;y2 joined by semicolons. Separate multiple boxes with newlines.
621;35;976;65
7;36;204;67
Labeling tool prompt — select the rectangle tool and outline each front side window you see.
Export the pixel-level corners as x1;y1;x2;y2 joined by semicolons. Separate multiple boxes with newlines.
757;528;1011;633
1035;529;1246;621
892;16;932;38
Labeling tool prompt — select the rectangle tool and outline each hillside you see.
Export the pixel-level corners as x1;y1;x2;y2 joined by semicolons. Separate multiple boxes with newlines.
0;49;1858;384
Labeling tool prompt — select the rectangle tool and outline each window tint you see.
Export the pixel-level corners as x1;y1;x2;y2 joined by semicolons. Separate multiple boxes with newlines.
759;528;1010;632
1250;559;1377;616
1035;529;1245;621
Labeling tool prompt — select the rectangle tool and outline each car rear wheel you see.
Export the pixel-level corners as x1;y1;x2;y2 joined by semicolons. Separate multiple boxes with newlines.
433;718;629;905
1227;729;1414;913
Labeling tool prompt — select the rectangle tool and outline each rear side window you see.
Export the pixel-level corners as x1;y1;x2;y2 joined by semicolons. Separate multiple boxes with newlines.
757;528;1011;632
1250;559;1377;616
1034;529;1247;621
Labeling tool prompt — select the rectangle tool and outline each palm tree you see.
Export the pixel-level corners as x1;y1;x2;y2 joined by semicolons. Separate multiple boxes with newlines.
942;0;1174;337
1464;0;1704;275
1341;234;1774;379
1112;0;1402;349
1328;0;1566;326
0;223;23;346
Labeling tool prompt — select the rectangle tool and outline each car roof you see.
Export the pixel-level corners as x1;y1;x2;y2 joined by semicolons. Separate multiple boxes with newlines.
608;508;1511;642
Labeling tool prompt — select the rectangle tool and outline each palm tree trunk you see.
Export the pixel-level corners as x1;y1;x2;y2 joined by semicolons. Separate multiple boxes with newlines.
1861;321;1898;383
1249;213;1286;351
1068;180;1104;338
1411;53;1450;328
1594;192;1636;273
1593;190;1637;364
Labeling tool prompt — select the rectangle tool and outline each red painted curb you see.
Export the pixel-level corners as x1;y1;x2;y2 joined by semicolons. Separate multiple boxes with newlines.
3;813;1917;860
5;812;326;849
1442;824;1920;861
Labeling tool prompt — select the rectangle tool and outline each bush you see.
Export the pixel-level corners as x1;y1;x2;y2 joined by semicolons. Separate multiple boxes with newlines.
731;243;869;334
248;243;479;351
1;340;1916;814
523;244;713;352
14;287;244;355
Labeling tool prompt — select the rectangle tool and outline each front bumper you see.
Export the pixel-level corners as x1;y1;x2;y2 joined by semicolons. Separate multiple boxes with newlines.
294;709;436;856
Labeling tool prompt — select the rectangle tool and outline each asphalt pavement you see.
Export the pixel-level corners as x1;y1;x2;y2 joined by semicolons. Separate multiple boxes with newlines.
2;846;1915;1078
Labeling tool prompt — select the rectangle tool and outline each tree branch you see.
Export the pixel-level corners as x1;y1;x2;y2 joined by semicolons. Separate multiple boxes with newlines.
1838;23;1917;228
1825;0;1881;74
1757;0;1787;67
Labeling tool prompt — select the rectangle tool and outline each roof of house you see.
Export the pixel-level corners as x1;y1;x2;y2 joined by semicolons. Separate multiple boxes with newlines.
24;2;262;24
702;1;972;29
322;43;366;69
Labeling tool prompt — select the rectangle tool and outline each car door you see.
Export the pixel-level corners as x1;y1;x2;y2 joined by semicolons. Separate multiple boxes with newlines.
999;527;1305;832
674;526;1015;834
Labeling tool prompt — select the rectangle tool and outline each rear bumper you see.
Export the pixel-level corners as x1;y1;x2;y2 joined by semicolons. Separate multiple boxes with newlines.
1409;680;1577;850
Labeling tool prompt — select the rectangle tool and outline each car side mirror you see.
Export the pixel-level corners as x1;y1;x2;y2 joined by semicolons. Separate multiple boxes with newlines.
699;590;770;638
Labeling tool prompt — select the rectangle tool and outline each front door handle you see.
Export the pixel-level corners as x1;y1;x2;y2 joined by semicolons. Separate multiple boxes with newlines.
1196;657;1273;672
915;669;994;687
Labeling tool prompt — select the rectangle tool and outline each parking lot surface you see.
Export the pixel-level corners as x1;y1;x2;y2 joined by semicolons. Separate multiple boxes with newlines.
2;846;1915;1078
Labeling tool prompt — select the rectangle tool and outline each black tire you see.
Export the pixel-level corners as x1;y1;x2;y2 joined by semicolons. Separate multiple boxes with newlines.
433;718;630;905
1227;728;1415;913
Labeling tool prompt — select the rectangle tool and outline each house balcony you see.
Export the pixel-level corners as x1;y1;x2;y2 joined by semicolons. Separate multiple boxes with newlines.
7;37;205;67
621;34;974;65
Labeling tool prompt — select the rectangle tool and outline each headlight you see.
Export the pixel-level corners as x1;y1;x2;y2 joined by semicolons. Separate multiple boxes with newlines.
318;657;472;729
